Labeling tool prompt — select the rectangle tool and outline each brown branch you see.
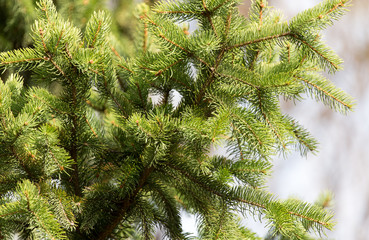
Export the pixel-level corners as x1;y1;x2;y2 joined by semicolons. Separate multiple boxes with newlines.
215;71;259;89
211;0;232;12
225;11;232;40
135;82;147;111
32;94;68;115
194;47;226;105
88;67;99;75
155;59;183;76
50;58;72;83
236;197;266;209
104;79;129;119
118;64;134;74
168;163;330;227
171;77;192;90
65;43;73;59
39;2;52;25
55;30;64;51
24;191;54;238
200;0;219;37
194;70;215;105
201;0;208;11
256;91;286;149
57;198;75;227
231;114;263;146
70;83;82;197
249;50;260;70
292;129;315;152
233;168;267;174
48;148;65;171
84;117;98;138
145;15;211;68
96;166;154;240
214;48;226;70
167;163;226;199
38;28;48;52
0;210;25;218
87;68;129;118
143;21;148;52
214;205;227;240
158;34;210;67
259;2;265;26
242;191;331;227
52;46;82;197
158;34;188;52
154;10;195;14
230;122;247;161
287;210;330;226
85;99;106;112
144;15;158;27
10;146;35;180
161;88;171;106
90;21;102;48
240;190;332;228
206;15;218;37
0;57;44;65
325;0;345;15
226;32;290;50
289;33;340;70
111;46;122;60
295;75;351;109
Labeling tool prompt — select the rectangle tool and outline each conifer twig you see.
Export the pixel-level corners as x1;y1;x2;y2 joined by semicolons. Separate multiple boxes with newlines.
224;11;232;40
256;91;286;149
155;59;183;76
294;75;352;109
0;57;44;65
90;20;102;48
118;64;135;74
289;33;340;70
211;0;232;12
23;190;55;238
96;166;155;240
215;71;259;89
154;10;195;14
135;82;147;111
226;32;290;50
111;46;122;60
231;114;263;146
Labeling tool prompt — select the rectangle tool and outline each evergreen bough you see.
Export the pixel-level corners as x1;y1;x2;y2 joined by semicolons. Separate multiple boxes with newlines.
0;0;354;239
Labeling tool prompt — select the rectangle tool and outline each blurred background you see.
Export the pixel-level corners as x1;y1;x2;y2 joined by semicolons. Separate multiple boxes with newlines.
238;0;369;239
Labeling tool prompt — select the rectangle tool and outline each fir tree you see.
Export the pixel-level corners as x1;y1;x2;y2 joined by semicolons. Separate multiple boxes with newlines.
0;0;354;239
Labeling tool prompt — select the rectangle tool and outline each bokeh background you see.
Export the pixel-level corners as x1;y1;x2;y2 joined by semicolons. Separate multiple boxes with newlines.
237;0;369;239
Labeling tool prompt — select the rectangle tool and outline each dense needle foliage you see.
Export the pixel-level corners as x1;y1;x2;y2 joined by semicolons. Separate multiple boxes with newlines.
0;0;354;239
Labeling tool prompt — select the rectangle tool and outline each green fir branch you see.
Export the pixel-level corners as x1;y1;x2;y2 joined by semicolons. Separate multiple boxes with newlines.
0;0;354;238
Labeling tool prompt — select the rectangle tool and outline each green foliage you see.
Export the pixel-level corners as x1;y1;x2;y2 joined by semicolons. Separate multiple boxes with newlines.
0;179;67;239
0;0;353;239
